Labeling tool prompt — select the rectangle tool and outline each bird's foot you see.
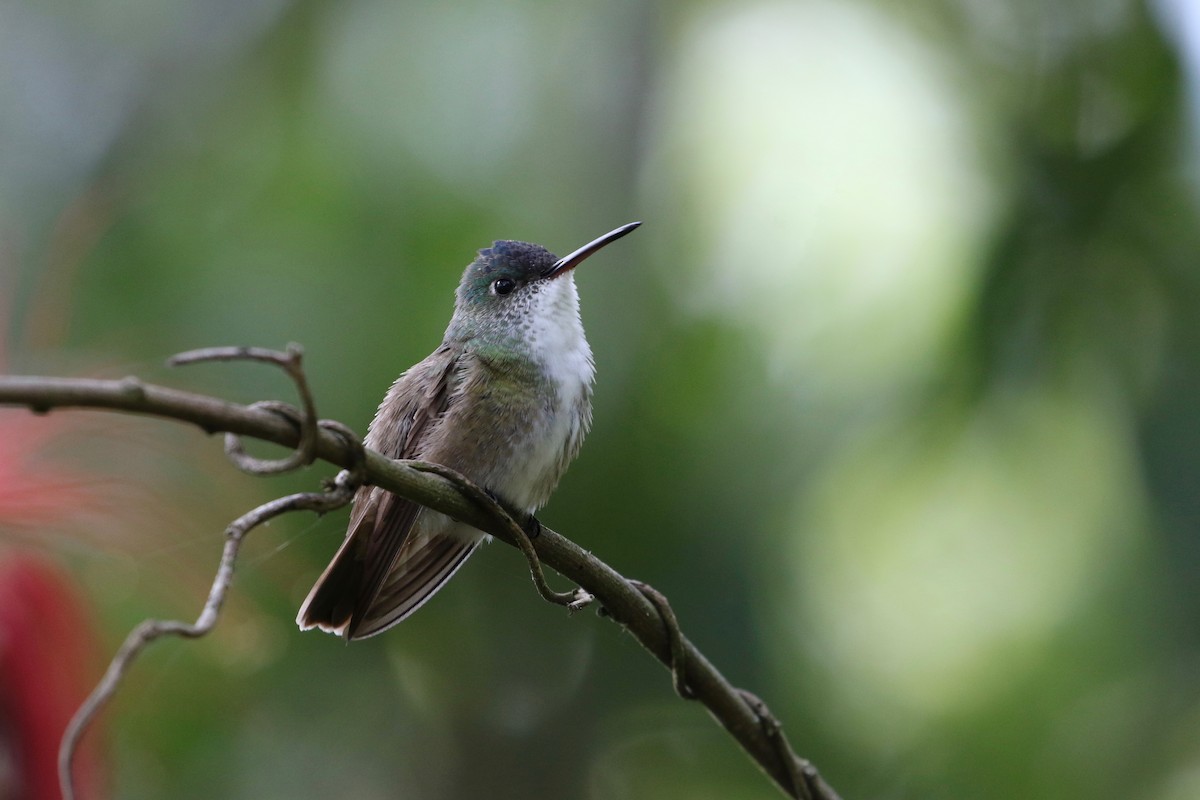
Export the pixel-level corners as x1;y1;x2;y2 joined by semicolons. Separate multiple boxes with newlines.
484;489;542;539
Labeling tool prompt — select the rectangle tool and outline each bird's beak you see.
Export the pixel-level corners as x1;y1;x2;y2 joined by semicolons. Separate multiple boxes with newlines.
542;221;641;279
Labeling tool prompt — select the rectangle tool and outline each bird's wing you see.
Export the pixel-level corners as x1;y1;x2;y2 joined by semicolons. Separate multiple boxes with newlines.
296;343;473;639
349;531;479;638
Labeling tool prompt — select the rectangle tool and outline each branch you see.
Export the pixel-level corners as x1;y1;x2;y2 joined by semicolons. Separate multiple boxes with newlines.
57;478;360;798
0;368;842;800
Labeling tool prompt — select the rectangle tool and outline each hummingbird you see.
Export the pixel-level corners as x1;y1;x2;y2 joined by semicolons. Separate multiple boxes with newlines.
297;222;641;640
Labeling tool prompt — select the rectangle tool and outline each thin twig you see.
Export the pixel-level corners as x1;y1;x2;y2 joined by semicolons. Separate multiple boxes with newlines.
55;353;368;800
57;478;359;800
628;580;696;700
0;372;841;800
169;344;319;474
739;689;819;800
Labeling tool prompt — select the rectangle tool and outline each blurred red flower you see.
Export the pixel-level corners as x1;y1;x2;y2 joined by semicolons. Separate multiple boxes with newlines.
0;301;108;798
0;555;106;800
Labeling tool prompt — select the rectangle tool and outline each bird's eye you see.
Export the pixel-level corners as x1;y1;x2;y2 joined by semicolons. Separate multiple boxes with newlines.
492;278;516;296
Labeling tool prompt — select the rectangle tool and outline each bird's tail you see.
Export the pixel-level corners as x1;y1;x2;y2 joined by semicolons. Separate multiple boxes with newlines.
297;530;480;640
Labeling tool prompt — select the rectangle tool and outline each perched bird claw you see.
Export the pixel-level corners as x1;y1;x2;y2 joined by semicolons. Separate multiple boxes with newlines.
523;513;543;540
484;488;542;539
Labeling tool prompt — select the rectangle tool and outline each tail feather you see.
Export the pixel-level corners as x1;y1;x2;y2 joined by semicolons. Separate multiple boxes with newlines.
354;536;480;638
296;534;366;638
297;532;480;640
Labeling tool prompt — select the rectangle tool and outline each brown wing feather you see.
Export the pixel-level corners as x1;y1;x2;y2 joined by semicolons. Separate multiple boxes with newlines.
296;344;464;639
351;534;480;638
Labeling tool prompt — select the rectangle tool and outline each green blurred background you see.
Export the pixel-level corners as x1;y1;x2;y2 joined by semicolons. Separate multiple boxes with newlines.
4;0;1200;797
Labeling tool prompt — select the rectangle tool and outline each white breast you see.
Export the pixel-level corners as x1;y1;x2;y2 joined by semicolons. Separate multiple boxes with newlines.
501;274;595;511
